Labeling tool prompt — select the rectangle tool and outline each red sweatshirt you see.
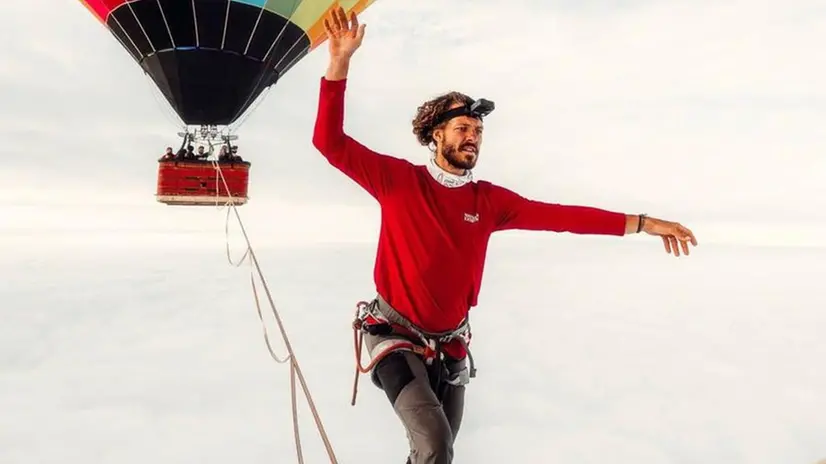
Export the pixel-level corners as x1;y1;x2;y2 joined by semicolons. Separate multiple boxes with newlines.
312;77;627;358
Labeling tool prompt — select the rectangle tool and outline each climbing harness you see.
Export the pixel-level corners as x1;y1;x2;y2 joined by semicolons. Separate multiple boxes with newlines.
212;163;338;464
350;295;477;406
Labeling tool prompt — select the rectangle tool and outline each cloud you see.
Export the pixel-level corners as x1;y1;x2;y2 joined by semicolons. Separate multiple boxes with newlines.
4;237;826;463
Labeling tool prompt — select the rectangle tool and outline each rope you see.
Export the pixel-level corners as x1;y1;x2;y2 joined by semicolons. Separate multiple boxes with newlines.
229;85;273;133
209;160;339;464
350;307;430;406
142;71;187;132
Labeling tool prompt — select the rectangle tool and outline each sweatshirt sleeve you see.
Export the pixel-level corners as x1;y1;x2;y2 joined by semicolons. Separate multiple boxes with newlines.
311;77;407;199
486;183;627;236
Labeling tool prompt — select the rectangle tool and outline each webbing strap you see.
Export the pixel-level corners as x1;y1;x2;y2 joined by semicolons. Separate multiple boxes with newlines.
373;295;470;342
368;337;426;361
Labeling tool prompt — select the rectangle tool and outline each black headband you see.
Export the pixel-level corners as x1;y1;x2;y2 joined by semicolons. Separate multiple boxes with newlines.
428;98;495;139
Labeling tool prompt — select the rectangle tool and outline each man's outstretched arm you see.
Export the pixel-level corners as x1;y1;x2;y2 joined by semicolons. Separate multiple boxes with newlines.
311;7;405;199
490;185;628;236
488;184;698;256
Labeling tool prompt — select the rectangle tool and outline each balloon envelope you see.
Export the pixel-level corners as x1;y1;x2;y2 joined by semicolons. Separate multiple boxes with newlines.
79;0;378;125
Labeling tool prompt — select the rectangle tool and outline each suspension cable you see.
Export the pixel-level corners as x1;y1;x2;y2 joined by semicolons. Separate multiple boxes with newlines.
209;160;339;463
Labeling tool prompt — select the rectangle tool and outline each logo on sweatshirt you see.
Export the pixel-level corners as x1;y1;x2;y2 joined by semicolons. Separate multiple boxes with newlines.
463;213;479;223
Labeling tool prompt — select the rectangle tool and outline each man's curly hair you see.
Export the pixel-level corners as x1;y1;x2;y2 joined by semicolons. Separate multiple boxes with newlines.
411;91;475;149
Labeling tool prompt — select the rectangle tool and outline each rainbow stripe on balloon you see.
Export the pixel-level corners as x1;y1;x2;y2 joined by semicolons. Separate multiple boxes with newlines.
79;0;376;54
75;0;378;125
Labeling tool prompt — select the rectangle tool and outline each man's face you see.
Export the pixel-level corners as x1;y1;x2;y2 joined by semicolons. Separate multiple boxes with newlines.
437;114;483;171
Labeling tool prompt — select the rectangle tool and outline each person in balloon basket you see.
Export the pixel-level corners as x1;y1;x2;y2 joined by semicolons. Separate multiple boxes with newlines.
312;7;698;464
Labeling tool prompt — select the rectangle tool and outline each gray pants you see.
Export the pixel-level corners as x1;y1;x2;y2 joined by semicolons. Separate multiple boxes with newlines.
365;332;466;464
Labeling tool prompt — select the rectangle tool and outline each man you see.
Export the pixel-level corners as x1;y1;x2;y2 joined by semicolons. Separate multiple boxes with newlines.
195;145;211;160
312;7;697;464
159;146;174;161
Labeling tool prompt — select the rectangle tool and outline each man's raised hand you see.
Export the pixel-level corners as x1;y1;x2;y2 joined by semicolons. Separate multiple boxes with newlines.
323;6;366;61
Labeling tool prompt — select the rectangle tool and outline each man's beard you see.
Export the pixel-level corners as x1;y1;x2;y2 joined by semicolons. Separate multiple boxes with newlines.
441;141;478;170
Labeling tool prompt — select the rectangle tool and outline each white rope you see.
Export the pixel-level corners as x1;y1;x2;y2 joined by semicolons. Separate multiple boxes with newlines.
228;85;272;132
143;72;186;131
210;160;339;464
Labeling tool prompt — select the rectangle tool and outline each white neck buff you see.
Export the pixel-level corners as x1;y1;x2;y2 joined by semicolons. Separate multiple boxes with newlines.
426;156;473;188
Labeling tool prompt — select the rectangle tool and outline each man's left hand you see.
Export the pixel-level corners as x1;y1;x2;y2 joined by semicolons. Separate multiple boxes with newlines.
640;216;698;257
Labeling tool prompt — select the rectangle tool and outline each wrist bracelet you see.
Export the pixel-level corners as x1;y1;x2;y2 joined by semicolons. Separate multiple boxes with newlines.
637;214;647;233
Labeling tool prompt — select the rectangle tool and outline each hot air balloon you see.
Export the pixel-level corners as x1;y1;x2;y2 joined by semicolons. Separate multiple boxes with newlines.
78;0;378;206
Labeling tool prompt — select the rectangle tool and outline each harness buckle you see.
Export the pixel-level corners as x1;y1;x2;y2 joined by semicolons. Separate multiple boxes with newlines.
421;338;438;365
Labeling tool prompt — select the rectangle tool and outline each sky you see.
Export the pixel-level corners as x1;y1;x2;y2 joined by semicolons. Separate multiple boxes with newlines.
2;1;826;462
1;0;825;249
